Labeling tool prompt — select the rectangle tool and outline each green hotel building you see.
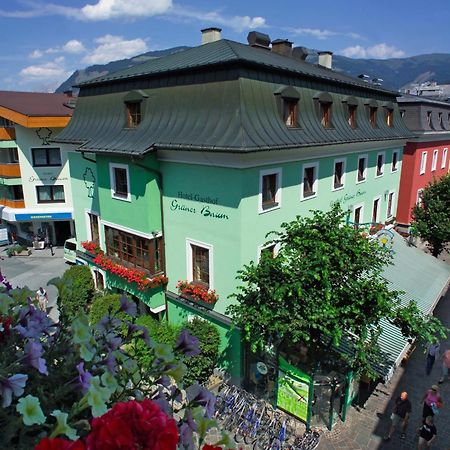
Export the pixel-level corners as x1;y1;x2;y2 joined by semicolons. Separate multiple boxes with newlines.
54;29;450;427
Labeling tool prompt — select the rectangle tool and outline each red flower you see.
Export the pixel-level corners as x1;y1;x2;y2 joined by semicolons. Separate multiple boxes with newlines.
86;399;178;450
202;446;223;450
35;438;86;450
0;315;12;342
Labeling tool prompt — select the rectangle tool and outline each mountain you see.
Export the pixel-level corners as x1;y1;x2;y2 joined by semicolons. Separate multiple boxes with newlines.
56;47;450;93
55;47;189;93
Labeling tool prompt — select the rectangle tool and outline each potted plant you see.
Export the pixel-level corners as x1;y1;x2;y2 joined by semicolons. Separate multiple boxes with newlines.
176;280;219;309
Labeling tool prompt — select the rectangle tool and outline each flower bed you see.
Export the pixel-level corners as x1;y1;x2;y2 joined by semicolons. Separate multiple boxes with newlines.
81;241;168;291
176;280;218;305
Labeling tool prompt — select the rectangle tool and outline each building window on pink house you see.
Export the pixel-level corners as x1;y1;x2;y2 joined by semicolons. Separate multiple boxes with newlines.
431;149;438;171
442;148;448;169
420;152;427;175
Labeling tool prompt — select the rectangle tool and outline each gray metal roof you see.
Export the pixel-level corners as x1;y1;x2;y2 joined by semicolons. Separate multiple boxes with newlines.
54;78;413;154
78;39;398;96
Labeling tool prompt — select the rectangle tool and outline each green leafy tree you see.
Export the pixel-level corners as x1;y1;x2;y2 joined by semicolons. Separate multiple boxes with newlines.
227;204;446;378
411;173;450;257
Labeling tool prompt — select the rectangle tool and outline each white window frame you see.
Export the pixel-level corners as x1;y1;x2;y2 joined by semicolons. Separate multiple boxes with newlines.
85;209;100;243
332;158;346;191
372;195;381;223
257;242;280;262
420;152;427;175
375;152;385;178
416;189;424;206
391;150;399;172
356;154;368;184
90;267;106;290
258;168;282;214
431;149;439;171
186;238;214;290
301;162;319;201
442;148;448;169
352;203;364;225
386;191;395;218
109;162;131;202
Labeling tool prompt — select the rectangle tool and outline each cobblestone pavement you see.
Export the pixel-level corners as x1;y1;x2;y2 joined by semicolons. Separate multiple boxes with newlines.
318;287;450;450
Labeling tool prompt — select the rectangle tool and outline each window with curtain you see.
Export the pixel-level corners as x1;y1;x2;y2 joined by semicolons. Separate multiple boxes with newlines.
36;185;65;203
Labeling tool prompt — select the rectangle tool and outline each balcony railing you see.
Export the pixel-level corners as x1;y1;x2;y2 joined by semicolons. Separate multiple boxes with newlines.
0;198;25;208
0;163;20;178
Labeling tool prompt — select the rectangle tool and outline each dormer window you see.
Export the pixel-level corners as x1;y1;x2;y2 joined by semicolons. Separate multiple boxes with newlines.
348;104;357;128
125;101;142;128
321;102;332;128
275;86;300;129
369;107;378;127
283;99;298;127
386;109;393;127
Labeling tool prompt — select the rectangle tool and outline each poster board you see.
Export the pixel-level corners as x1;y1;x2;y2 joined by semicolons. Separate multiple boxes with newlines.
277;356;311;422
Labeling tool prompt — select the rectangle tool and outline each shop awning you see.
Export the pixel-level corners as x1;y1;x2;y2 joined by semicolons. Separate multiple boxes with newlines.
2;207;73;222
375;230;450;379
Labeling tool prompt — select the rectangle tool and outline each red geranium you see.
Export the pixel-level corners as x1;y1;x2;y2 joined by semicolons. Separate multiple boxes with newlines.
35;438;86;450
0;315;12;342
85;399;178;450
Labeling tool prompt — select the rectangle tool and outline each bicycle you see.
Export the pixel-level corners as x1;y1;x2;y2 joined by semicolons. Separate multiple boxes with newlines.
290;429;321;450
243;403;267;444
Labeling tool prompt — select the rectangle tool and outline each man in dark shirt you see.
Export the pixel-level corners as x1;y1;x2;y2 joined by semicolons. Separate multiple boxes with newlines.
384;391;412;440
418;416;437;449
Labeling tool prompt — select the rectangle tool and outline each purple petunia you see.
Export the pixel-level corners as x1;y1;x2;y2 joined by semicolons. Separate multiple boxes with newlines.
186;383;216;419
15;301;55;340
0;374;28;407
119;294;137;317
0;271;13;291
24;341;48;375
175;329;200;357
76;361;92;394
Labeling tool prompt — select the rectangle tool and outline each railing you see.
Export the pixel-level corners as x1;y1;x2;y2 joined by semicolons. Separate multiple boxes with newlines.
0;198;25;208
0;163;20;178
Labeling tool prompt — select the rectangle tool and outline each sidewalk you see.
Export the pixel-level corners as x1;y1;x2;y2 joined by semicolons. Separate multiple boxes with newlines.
318;287;450;450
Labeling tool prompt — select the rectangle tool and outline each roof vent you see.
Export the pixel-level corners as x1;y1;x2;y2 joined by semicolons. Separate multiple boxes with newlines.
318;51;333;69
201;27;222;45
271;39;293;56
292;46;309;61
247;31;271;50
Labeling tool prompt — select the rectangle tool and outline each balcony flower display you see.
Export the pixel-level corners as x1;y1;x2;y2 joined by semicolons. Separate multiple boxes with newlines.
81;241;101;255
176;281;219;305
369;223;384;235
93;253;168;291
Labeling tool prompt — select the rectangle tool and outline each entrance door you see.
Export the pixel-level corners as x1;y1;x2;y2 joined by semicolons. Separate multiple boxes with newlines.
54;221;71;245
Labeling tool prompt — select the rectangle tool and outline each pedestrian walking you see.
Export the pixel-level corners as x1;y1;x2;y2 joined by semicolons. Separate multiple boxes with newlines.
417;416;437;449
384;391;411;440
49;239;54;256
438;349;450;384
36;287;48;312
422;385;443;420
426;342;440;375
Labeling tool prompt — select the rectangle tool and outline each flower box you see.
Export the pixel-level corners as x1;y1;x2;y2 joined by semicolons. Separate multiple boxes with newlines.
176;281;218;308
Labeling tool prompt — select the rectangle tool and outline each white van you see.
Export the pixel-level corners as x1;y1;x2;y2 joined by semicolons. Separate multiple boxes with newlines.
63;238;77;264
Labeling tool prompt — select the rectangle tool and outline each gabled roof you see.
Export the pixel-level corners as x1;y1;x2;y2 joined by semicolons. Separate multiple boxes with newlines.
0;91;74;128
78;39;397;96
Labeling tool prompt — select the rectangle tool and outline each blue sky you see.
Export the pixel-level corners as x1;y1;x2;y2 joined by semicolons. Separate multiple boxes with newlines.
0;0;448;92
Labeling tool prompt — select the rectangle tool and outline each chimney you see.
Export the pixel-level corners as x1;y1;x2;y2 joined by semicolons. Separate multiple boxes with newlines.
318;51;333;69
271;39;293;57
292;46;309;61
247;31;271;50
201;27;222;45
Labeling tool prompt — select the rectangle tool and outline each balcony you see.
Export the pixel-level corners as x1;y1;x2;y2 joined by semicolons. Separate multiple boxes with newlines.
0;163;21;178
0;127;15;140
0;198;25;208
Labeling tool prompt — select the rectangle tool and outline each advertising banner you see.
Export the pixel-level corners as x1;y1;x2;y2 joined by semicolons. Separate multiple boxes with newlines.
277;356;311;422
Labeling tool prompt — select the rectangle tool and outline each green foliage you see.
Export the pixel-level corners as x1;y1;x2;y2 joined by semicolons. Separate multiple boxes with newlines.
227;204;447;378
132;316;182;369
411;173;450;257
6;245;28;257
53;265;95;321
183;318;220;385
89;294;130;328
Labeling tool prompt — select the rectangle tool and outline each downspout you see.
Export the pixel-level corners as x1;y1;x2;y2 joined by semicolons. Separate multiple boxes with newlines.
131;151;168;321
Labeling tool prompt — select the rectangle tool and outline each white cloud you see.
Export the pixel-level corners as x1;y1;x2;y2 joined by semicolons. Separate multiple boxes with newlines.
81;0;172;20
20;57;70;80
62;39;86;54
341;43;405;59
290;27;362;41
171;6;266;32
82;35;148;64
29;49;44;59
